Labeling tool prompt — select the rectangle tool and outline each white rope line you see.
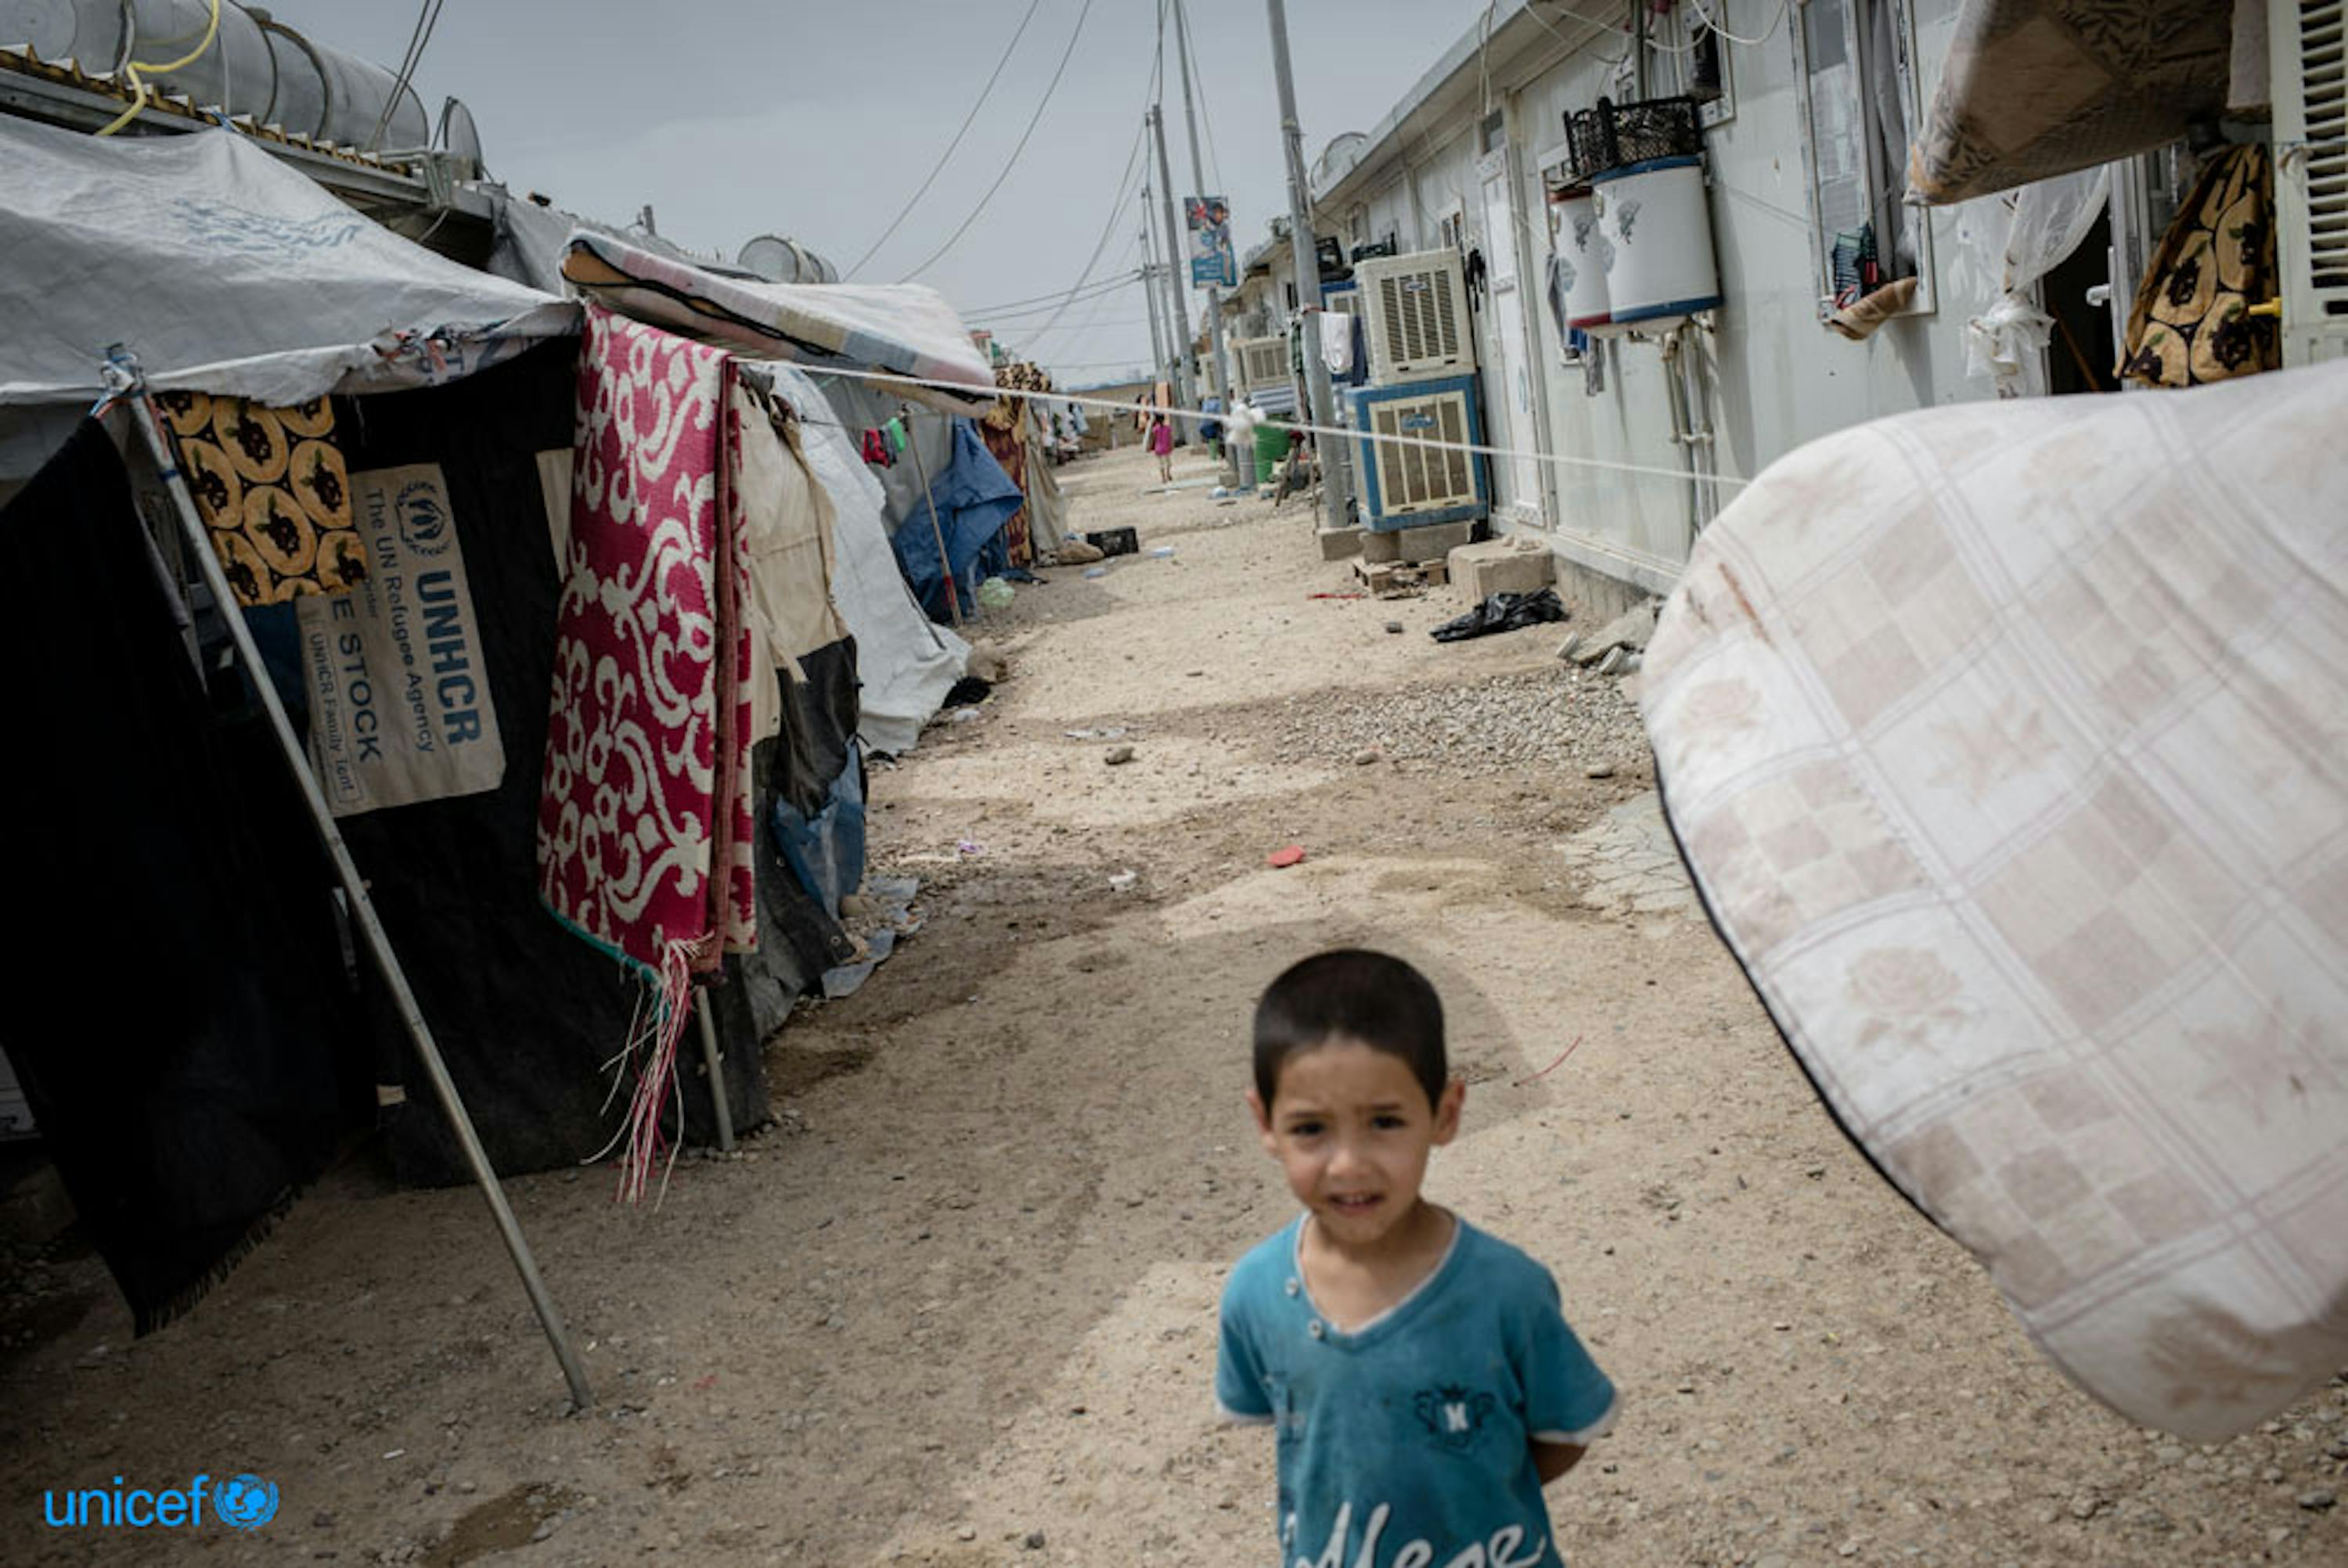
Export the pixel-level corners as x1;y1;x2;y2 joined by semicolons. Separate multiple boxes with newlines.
802;361;1751;493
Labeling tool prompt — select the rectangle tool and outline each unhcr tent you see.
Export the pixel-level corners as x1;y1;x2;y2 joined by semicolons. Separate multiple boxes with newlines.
0;110;996;1342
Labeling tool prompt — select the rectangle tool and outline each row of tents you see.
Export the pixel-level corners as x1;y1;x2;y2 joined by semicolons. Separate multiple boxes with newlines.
0;110;1054;1336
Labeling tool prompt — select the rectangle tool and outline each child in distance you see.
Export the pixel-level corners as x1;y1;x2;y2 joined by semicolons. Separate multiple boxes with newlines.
1217;949;1617;1567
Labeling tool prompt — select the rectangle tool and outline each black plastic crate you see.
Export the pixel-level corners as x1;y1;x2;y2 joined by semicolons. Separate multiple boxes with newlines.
1597;95;1704;167
1562;107;1613;187
1085;527;1139;558
1314;233;1348;280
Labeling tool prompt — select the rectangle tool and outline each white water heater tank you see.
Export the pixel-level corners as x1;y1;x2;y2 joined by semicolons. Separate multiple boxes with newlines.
1592;154;1722;326
1550;188;1614;332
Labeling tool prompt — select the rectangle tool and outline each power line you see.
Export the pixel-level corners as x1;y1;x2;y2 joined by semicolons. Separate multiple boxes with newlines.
963;270;1140;318
1173;0;1223;197
1025;110;1152;340
964;269;1143;322
896;0;1099;282
968;17;1161;377
369;0;445;153
841;0;1047;280
1005;239;1147;349
1002;317;1151;335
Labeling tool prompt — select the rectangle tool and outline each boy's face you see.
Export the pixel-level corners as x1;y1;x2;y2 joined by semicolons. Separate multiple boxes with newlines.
1248;1038;1463;1251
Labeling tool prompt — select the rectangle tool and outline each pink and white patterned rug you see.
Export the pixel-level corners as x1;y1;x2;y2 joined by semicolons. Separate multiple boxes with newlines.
538;304;758;1199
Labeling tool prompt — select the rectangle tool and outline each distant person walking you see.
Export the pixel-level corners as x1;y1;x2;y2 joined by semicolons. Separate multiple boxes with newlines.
1149;410;1174;483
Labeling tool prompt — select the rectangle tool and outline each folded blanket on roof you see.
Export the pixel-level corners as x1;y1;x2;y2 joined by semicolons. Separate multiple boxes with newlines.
560;235;997;415
537;304;758;1201
1640;358;2348;1440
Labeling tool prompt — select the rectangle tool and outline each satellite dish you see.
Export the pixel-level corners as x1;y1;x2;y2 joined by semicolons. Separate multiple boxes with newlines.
438;96;484;172
736;234;837;286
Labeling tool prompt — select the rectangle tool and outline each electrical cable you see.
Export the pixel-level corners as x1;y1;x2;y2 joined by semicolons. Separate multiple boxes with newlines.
369;0;446;153
366;0;434;147
93;0;221;137
998;271;1144;361
1524;0;1634;67
1025;106;1152;340
1172;0;1223;196
896;0;1099;283
966;269;1143;322
999;316;1151;336
1684;0;1795;51
962;268;1141;318
841;0;1047;280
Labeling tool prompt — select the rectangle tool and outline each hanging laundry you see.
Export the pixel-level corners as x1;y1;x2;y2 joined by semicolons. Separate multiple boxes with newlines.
978;416;1033;567
156;389;367;607
892;419;1024;621
883;415;909;455
2121;144;2280;388
860;427;895;466
537;304;759;1203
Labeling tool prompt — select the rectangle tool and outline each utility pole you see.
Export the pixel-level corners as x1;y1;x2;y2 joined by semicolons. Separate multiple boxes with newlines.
1171;0;1233;477
1265;0;1350;530
1138;188;1170;398
1148;104;1197;423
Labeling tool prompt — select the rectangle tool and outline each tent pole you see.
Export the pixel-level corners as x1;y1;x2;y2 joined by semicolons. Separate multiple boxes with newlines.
900;405;963;629
694;987;735;1153
105;361;596;1415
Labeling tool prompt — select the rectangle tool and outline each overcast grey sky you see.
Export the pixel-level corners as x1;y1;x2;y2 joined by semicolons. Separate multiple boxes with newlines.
276;2;1497;386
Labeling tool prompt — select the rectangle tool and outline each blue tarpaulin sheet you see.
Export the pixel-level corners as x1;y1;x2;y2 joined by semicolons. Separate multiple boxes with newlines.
892;419;1024;621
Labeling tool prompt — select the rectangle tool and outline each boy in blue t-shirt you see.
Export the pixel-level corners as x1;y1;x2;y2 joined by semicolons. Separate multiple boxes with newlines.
1217;950;1618;1568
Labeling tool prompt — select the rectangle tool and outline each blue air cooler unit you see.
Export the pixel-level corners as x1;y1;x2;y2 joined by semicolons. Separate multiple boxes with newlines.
1349;374;1488;531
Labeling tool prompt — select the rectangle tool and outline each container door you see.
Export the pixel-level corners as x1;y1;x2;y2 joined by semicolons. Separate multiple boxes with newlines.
1479;153;1540;519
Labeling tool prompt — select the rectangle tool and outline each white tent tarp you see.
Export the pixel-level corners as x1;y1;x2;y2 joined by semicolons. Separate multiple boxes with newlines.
0;116;574;417
754;364;968;757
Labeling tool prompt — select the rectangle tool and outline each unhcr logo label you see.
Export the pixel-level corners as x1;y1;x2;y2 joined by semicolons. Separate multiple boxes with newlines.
41;1473;278;1532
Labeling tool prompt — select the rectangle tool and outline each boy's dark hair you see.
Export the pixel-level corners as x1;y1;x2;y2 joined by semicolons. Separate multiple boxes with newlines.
1253;949;1446;1110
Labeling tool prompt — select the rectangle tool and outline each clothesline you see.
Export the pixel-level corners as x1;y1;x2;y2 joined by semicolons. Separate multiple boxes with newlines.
798;362;1751;494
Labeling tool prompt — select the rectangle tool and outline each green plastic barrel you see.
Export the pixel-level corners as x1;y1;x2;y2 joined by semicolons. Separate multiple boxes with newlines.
1253;420;1287;485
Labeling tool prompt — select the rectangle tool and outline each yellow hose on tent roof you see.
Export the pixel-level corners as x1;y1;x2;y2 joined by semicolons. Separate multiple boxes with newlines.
95;0;224;138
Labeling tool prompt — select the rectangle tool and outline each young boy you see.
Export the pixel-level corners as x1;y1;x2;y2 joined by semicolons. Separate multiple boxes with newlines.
1217;950;1617;1568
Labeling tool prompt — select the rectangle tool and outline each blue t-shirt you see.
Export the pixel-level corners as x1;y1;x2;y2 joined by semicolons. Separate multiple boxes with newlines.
1216;1214;1616;1568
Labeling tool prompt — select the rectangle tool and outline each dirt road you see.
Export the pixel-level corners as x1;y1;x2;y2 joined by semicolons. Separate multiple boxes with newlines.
2;444;2341;1566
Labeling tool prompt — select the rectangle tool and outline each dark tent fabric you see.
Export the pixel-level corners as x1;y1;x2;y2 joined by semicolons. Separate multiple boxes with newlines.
0;420;358;1332
892;419;1024;621
318;340;862;1185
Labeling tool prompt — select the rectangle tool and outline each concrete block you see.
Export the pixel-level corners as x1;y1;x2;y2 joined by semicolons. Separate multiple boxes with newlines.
1390;518;1474;563
1316;527;1364;561
1568;601;1660;665
1361;529;1403;563
1448;538;1554;601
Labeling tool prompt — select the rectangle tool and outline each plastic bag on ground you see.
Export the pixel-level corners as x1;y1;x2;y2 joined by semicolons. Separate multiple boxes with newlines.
1429;588;1569;643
